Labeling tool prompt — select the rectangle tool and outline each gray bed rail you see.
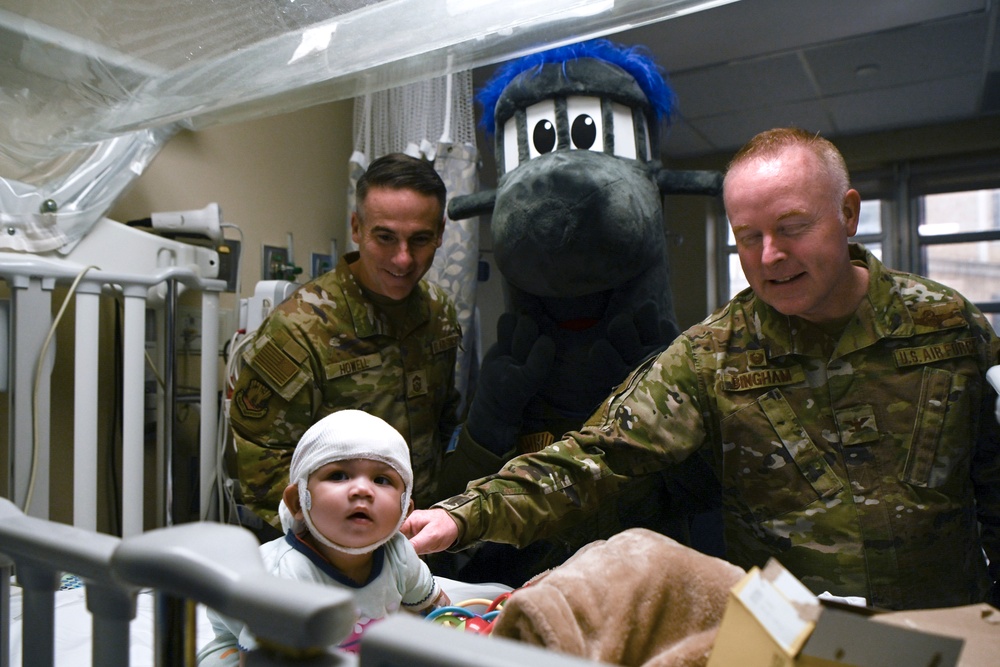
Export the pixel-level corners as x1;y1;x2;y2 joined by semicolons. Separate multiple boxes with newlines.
0;498;355;667
1;497;609;667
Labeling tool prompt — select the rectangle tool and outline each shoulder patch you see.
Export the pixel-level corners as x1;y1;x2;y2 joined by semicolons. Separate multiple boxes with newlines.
234;378;271;419
252;339;300;388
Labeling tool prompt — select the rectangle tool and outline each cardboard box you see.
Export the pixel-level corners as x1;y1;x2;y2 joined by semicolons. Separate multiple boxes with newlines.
707;559;966;667
872;603;1000;667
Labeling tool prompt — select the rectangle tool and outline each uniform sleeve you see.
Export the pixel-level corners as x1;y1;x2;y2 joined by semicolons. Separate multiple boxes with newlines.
438;336;711;549
230;312;322;527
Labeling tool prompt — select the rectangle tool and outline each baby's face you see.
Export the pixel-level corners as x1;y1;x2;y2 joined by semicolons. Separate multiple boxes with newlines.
305;458;406;550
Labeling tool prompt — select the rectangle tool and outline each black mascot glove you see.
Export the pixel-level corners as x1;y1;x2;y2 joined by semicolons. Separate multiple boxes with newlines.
467;313;556;455
585;301;678;395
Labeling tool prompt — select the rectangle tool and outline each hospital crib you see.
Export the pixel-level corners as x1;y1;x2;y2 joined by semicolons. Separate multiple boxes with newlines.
1;217;225;536
1;496;607;667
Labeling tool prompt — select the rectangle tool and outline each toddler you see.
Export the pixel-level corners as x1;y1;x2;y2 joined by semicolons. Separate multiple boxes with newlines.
199;409;448;665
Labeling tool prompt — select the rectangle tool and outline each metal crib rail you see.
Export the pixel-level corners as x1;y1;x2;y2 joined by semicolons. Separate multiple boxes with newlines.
111;522;357;667
1;500;357;667
0;497;136;667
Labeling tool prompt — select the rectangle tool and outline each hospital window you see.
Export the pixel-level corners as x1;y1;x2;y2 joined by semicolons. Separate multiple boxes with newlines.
714;155;1000;332
916;189;1000;330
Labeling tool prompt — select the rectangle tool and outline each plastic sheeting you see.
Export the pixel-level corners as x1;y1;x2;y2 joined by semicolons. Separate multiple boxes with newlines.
0;0;737;252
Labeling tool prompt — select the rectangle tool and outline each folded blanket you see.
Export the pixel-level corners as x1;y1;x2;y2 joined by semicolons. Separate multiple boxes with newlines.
491;528;745;667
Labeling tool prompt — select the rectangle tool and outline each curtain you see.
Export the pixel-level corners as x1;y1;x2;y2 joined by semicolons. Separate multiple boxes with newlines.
347;72;480;411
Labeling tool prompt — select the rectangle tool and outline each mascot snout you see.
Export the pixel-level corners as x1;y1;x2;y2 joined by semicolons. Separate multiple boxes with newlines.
493;151;664;298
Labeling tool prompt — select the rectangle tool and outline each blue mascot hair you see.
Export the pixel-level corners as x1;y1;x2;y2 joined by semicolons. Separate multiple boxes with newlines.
477;39;677;135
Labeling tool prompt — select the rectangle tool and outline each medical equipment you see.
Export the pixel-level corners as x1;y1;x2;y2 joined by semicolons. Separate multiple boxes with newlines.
0;497;355;667
126;204;225;246
240;280;298;336
1;217;225;534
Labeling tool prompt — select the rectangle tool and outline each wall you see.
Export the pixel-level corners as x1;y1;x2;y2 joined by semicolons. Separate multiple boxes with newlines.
0;100;353;529
111;100;355;314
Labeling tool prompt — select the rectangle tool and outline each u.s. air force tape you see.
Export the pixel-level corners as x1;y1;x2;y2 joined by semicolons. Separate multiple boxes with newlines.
892;339;977;367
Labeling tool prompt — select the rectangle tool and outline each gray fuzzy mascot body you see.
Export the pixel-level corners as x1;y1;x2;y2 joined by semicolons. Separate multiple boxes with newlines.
440;40;723;586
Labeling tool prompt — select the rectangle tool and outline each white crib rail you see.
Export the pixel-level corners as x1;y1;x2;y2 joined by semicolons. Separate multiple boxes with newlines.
0;248;225;535
0;498;356;667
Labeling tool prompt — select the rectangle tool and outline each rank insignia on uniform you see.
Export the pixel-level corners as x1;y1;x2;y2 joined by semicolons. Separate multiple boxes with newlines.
235;379;271;419
746;349;767;368
407;370;428;397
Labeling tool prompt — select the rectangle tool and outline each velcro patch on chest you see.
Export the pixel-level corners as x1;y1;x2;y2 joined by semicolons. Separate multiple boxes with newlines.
432;334;461;355
892;338;978;367
722;366;805;392
327;353;383;379
253;339;305;388
517;432;555;454
407;370;428;398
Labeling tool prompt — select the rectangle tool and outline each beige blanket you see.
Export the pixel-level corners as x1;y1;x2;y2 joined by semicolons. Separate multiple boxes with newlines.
491;528;745;667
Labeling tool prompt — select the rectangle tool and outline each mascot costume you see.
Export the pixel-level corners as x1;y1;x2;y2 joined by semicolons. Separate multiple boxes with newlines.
440;40;723;586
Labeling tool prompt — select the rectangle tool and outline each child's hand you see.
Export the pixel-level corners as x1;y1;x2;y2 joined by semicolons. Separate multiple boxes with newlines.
431;588;450;609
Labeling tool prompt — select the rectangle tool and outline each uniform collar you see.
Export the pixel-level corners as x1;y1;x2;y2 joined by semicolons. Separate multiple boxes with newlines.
748;243;910;359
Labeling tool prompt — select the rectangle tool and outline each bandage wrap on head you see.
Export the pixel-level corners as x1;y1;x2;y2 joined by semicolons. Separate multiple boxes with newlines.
277;409;413;555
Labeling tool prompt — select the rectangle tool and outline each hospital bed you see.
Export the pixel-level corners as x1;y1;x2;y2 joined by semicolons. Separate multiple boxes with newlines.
1;495;608;667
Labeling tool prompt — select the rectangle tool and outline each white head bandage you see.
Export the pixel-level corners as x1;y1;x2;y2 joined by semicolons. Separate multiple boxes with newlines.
277;409;413;555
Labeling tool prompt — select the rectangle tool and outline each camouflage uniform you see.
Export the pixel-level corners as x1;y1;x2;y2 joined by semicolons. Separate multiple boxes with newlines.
437;244;1000;610
231;252;463;526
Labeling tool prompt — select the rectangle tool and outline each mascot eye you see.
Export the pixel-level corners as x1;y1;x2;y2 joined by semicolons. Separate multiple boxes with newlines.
566;97;604;153
571;115;597;149
532;120;556;154
524;100;558;160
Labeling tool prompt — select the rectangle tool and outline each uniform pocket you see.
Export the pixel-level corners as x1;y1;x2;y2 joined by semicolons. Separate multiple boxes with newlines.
902;367;970;488
722;388;842;521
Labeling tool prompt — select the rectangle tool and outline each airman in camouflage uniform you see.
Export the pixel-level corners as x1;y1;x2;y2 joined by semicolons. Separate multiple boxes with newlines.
231;154;463;528
436;244;1000;609
408;129;1000;610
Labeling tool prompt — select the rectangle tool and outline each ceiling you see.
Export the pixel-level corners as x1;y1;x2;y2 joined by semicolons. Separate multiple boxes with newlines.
478;0;1000;161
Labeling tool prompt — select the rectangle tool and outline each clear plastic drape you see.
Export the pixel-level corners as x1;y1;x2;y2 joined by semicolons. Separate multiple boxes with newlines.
0;0;737;253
